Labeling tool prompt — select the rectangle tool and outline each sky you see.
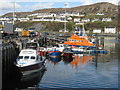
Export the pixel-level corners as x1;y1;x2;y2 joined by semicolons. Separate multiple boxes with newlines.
0;0;119;16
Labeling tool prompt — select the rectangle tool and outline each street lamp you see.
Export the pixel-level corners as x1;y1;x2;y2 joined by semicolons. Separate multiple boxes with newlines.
64;3;68;33
13;0;15;25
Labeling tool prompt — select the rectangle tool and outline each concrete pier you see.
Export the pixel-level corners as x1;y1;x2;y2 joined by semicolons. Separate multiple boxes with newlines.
2;41;20;80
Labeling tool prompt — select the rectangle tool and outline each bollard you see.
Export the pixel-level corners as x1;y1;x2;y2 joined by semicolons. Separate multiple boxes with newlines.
4;47;7;77
2;48;5;78
6;46;9;74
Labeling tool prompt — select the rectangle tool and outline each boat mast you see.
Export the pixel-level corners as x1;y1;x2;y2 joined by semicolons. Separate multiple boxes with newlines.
82;24;86;36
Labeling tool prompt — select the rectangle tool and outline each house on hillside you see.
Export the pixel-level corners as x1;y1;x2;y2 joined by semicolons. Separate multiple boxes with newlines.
0;17;11;21
91;18;100;22
32;18;43;21
102;18;112;22
59;29;68;32
93;29;102;33
18;18;29;22
15;27;23;32
96;13;104;15
74;18;80;22
82;19;90;22
104;27;116;33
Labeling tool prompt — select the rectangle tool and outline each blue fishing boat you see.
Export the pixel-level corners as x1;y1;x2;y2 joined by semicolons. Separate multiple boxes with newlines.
48;47;61;58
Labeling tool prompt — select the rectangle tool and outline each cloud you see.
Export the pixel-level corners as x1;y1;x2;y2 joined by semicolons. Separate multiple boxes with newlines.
92;0;118;5
80;0;93;5
32;3;54;9
0;0;118;5
0;0;119;4
0;2;21;10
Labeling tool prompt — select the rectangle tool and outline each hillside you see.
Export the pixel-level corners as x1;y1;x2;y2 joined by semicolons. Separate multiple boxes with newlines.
2;2;118;17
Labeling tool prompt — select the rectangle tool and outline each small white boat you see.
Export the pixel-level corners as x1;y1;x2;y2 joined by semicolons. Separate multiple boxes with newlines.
15;49;46;75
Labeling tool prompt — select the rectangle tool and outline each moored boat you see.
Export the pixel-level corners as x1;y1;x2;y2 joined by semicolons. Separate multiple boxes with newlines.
15;49;46;75
48;56;61;64
48;48;61;58
62;27;95;49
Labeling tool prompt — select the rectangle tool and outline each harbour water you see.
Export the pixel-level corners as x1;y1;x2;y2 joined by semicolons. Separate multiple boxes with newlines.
36;37;119;89
2;36;119;89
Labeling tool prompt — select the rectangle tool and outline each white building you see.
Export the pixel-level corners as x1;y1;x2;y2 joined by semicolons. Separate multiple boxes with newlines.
15;28;23;32
104;27;116;33
0;17;11;21
75;22;84;25
67;12;80;17
67;17;72;21
74;18;80;22
96;13;104;15
93;29;102;33
102;18;112;22
59;29;68;32
28;13;39;16
92;18;100;22
18;18;29;22
82;19;90;22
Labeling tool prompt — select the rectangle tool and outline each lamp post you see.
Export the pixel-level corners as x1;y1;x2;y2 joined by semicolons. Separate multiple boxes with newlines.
13;0;15;25
64;3;68;33
13;0;16;34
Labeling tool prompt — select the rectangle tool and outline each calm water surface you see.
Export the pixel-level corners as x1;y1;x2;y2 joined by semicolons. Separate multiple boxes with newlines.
36;37;119;89
3;37;119;89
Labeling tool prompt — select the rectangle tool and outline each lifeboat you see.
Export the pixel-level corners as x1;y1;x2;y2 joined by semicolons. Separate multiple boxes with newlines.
62;27;95;49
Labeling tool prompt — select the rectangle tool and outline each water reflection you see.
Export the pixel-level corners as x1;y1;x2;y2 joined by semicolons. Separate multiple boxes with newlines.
3;65;46;89
17;68;46;89
48;56;61;64
71;54;93;67
62;53;73;63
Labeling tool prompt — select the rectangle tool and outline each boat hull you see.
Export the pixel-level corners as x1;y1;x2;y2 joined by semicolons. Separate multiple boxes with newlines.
48;51;61;58
16;61;45;75
67;45;96;49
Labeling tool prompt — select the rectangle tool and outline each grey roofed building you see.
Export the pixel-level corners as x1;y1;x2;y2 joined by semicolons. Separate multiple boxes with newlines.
2;22;14;34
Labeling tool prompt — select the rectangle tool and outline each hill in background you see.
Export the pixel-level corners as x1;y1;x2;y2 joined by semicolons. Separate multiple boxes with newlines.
2;2;118;17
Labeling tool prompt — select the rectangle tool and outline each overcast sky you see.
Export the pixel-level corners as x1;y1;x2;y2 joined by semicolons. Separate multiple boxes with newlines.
0;0;119;16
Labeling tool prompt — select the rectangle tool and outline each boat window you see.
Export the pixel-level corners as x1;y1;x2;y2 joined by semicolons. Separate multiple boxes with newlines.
24;56;29;59
37;55;40;60
18;56;23;59
31;56;35;59
87;38;92;42
79;40;82;42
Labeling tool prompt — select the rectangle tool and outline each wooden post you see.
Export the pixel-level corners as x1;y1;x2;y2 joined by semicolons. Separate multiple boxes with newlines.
95;34;99;70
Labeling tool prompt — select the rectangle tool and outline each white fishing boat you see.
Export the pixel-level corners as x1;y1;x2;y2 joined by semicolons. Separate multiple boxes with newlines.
15;49;46;75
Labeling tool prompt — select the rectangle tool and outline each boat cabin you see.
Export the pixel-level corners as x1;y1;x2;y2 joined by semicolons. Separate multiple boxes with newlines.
17;49;40;61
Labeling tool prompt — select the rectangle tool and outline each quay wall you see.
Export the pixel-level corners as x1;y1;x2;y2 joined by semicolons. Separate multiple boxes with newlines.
2;41;20;80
